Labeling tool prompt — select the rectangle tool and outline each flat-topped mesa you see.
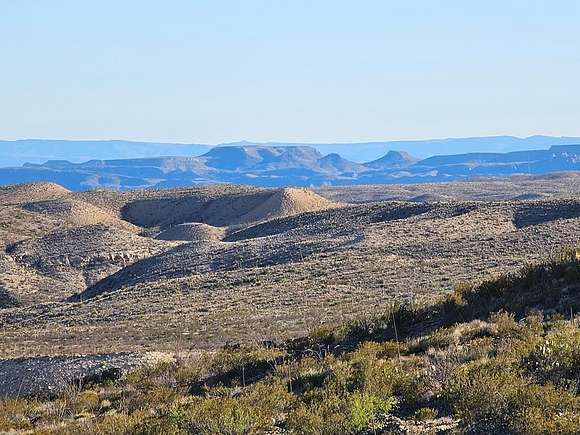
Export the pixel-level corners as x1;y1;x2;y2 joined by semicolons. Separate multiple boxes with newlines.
200;145;323;171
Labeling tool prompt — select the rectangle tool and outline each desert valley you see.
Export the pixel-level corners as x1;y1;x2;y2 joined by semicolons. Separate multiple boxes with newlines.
4;0;580;431
1;175;579;358
0;171;579;433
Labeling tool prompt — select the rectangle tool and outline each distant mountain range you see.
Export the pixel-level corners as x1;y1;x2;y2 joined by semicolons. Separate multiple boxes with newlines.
3;135;580;167
1;143;579;190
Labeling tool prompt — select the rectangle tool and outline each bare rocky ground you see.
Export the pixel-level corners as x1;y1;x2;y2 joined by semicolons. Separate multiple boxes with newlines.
315;172;580;202
0;352;174;398
0;176;579;398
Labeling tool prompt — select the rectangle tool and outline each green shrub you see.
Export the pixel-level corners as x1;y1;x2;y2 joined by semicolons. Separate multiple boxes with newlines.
285;390;396;434
414;407;438;421
490;311;519;337
174;397;267;435
349;392;397;431
444;358;580;434
523;325;580;391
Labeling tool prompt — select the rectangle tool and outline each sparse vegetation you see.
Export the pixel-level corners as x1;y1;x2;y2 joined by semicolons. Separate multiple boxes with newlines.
1;249;578;433
3;182;580;358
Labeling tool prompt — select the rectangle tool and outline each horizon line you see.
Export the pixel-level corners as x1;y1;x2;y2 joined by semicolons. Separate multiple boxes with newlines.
3;133;580;147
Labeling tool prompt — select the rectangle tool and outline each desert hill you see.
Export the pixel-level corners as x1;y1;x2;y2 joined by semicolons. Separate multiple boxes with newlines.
8;192;575;352
0;181;70;205
0;251;67;307
155;222;225;242
0;205;65;249
22;198;140;232
5;224;176;302
72;184;259;217
0;183;341;306
84;186;340;228
8;224;172;269
0;180;579;359
235;188;340;224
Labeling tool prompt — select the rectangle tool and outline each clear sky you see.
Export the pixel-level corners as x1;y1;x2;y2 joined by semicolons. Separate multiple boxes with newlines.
1;1;579;144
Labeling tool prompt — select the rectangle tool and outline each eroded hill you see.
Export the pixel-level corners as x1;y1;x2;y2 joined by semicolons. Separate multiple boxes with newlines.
0;181;579;359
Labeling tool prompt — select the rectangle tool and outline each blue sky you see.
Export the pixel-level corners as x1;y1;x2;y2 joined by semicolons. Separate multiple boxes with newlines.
1;1;579;144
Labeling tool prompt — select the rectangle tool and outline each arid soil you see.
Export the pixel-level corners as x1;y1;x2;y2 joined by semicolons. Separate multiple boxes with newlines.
315;172;580;203
0;352;174;398
1;177;579;362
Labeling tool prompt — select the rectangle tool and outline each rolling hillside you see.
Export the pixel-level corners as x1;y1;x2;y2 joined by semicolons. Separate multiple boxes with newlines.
1;181;580;358
0;180;579;433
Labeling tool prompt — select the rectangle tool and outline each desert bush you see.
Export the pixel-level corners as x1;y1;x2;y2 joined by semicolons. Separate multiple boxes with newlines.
444;358;580;434
523;324;580;392
344;350;426;411
286;390;396;434
489;311;519;337
285;356;329;393
308;323;350;346
0;399;35;431
156;377;292;435
349;340;405;360
414;407;438;421
168;395;269;435
349;392;397;432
